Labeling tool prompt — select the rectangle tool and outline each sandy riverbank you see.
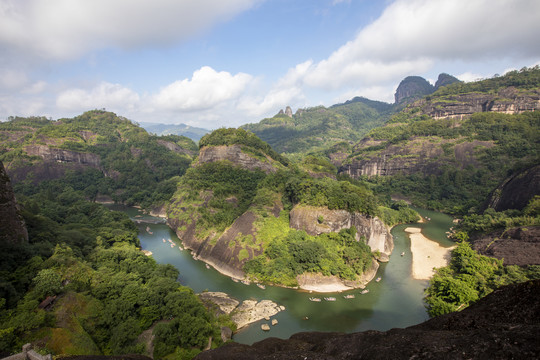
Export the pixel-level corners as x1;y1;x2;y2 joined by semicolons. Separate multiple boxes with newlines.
404;227;455;280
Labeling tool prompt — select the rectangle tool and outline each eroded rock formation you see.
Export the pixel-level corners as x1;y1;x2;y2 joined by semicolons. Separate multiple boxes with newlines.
289;205;393;255
485;164;540;211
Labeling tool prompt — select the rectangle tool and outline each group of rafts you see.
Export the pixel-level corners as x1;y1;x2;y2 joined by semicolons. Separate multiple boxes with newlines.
161;237;183;251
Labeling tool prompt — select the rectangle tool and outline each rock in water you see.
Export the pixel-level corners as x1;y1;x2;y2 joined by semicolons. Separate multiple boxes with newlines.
271;319;278;326
261;324;270;331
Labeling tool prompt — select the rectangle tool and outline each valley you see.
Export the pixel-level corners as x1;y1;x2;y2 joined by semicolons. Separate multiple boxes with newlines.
0;67;539;359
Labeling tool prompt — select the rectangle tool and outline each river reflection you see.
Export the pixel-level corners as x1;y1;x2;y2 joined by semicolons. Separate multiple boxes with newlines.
108;205;453;345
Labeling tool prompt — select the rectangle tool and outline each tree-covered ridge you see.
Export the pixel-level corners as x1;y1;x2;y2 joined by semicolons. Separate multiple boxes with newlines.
0;182;230;358
198;128;289;166
432;66;540;96
0;110;197;209
241;100;392;156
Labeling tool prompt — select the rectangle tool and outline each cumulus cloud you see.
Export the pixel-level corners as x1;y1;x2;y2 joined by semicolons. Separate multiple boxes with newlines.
152;66;253;112
0;0;261;60
56;82;140;112
291;0;540;92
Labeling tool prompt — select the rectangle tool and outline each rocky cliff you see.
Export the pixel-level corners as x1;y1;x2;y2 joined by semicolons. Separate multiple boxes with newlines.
417;86;540;120
24;144;101;167
167;208;264;279
195;280;540;359
289;205;393;255
341;137;493;177
0;161;28;245
470;226;540;266
196;145;279;174
394;76;434;104
485;164;540;211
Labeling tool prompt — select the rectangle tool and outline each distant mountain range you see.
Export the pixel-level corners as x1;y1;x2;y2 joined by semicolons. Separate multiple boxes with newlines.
139;122;209;141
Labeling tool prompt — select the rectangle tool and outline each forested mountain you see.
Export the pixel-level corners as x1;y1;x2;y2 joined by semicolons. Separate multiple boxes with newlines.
241;98;393;157
0;110;197;209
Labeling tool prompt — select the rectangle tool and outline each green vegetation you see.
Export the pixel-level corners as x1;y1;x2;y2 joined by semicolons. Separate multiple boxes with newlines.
360;110;540;214
241;99;393;156
425;241;540;317
244;227;373;286
0;110;196;209
0;182;230;358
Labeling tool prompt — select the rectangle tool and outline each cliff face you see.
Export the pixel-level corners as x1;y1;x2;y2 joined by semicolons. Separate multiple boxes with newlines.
394;76;434;104
341;137;493;178
197;145;278;174
195;280;540;360
167;201;269;278
24;145;101;167
485;164;540;211
289;205;393;255
0;161;28;245
417;87;540;120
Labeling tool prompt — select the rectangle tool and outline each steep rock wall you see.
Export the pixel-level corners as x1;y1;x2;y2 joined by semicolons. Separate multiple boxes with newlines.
197;145;277;174
418;88;540;120
0;161;28;245
341;138;493;178
485;164;540;211
24;145;101;167
289;205;393;255
167;208;265;279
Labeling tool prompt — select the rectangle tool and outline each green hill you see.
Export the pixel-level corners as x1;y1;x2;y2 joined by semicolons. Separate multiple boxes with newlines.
241;99;394;157
0;110;197;209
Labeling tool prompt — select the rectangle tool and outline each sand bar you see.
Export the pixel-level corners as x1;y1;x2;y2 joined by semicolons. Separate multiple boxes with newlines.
404;227;455;280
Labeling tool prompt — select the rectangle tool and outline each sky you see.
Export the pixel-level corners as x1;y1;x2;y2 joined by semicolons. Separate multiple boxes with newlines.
1;0;539;130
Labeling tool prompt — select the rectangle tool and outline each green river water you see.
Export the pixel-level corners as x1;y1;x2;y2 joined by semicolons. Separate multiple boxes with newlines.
109;205;454;345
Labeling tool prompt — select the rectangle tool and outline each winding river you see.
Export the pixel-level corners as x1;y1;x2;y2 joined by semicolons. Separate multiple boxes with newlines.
109;205;454;345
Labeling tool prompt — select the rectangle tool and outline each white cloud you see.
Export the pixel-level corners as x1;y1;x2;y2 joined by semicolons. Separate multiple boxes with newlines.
152;66;253;112
289;0;540;96
56;82;140;112
0;0;262;60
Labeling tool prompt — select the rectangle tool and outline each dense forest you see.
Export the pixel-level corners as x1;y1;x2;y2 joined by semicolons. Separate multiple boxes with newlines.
0;179;232;358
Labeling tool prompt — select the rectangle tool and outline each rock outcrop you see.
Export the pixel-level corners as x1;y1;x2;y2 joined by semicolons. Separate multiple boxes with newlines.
0;161;28;245
289;205;393;255
195;280;540;359
434;73;461;90
485;164;540;211
417;87;540;120
470;226;540;266
197;145;278;174
394;76;434;104
24;145;101;167
198;292;283;330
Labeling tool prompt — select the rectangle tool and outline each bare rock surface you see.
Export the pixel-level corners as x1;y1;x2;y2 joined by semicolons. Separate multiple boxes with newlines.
470;226;540;266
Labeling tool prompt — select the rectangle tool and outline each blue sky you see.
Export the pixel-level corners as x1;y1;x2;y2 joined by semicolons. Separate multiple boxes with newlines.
1;0;539;129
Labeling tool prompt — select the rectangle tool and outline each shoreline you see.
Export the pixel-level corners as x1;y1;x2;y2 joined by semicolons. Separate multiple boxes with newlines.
404;227;455;280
